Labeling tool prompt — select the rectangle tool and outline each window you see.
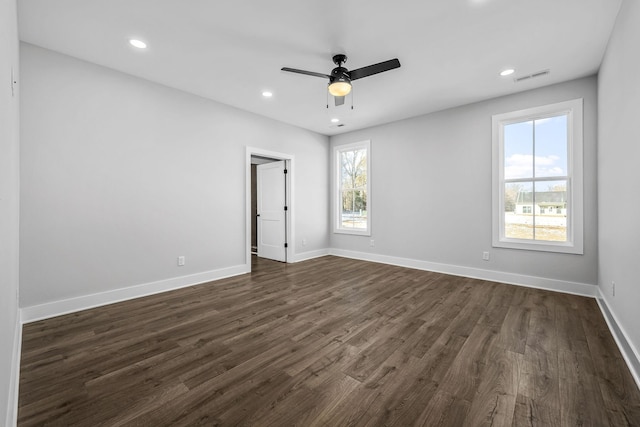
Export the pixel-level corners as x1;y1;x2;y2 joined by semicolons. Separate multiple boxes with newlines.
335;140;371;235
492;99;583;254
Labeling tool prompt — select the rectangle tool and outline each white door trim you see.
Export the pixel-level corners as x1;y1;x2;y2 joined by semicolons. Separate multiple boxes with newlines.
245;147;295;270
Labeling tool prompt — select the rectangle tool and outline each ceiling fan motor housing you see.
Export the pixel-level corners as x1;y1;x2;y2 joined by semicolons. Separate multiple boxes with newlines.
330;66;351;83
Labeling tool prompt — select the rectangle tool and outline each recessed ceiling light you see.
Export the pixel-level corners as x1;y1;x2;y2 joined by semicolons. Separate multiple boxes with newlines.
129;39;147;49
500;68;515;77
331;118;340;123
262;91;273;98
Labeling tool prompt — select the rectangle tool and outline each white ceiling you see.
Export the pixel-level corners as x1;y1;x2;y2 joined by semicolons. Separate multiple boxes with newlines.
17;0;621;136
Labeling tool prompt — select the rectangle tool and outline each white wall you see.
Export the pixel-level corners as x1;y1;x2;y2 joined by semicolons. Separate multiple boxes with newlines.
598;0;640;367
0;0;21;424
19;43;329;310
330;77;598;292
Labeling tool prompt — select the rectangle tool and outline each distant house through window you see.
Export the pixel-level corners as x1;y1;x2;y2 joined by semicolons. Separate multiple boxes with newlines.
492;99;584;254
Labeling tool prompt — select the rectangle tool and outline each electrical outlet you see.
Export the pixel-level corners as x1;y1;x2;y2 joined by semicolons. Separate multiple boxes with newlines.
611;281;616;297
302;238;307;246
178;256;185;266
482;251;490;261
370;239;375;247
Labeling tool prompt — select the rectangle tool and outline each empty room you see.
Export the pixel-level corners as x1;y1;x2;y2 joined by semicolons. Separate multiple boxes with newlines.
2;0;640;425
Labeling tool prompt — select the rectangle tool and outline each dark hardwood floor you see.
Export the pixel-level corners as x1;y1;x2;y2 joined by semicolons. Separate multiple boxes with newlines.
18;256;640;426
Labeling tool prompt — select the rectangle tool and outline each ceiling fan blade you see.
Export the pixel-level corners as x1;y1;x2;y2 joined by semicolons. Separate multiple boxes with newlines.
281;67;331;79
335;96;345;106
349;58;401;81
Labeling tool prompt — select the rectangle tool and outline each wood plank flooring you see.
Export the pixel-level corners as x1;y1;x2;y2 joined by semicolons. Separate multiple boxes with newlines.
18;256;640;426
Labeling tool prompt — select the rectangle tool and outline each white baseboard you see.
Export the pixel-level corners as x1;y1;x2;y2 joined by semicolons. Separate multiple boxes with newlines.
7;316;21;427
596;291;640;390
328;248;597;297
292;249;330;263
20;264;250;324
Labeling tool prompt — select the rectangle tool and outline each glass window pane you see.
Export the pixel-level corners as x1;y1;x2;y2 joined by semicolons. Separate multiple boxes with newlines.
493;99;582;253
533;180;567;242
341;148;367;189
504;182;533;239
341;190;367;229
504;121;533;179
336;141;370;234
534;115;568;178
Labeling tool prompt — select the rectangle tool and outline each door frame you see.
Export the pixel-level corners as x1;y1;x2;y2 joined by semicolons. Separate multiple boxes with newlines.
245;147;294;270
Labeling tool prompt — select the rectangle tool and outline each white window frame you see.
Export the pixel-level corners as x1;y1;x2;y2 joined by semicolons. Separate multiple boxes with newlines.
492;99;584;254
334;140;371;236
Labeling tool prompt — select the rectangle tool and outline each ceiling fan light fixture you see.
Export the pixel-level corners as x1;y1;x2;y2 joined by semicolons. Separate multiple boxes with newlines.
328;80;351;97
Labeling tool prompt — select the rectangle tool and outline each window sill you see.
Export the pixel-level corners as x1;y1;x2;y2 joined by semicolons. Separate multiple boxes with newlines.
493;237;583;255
334;228;371;237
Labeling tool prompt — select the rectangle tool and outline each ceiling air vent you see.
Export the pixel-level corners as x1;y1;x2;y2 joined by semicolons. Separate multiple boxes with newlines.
514;69;550;83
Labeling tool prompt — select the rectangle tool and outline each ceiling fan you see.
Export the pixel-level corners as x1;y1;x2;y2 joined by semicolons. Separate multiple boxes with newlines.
281;54;401;106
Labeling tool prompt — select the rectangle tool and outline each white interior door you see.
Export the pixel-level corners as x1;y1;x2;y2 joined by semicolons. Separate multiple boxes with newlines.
257;160;286;262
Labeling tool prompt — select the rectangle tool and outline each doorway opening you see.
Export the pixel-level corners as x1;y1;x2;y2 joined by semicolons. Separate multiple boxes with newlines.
245;147;294;270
